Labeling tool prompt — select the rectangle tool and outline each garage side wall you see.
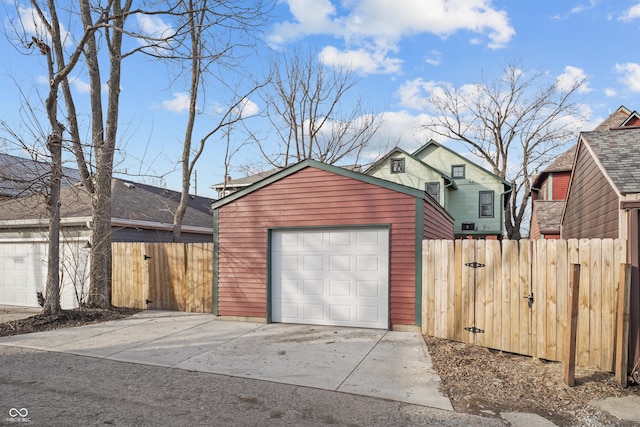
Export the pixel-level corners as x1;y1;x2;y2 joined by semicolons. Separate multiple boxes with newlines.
216;167;419;327
423;200;455;240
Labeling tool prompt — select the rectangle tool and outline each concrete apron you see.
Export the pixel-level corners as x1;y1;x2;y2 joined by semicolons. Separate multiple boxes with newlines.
0;311;453;411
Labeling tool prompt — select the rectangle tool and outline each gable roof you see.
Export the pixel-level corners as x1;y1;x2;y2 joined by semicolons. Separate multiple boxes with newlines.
211;168;282;190
0;153;81;197
580;127;640;195
0;178;213;230
411;140;513;189
594;106;632;131
364;146;457;189
211;159;453;221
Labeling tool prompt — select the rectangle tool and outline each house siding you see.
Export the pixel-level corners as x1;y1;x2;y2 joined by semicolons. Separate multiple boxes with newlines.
423;199;455;240
216;167;433;328
562;144;619;239
552;172;571;200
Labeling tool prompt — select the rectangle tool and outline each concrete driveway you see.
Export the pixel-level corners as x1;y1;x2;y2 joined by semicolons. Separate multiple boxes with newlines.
0;311;452;410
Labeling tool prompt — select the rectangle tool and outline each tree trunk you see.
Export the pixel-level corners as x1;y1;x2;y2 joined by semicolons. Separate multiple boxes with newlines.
43;130;63;314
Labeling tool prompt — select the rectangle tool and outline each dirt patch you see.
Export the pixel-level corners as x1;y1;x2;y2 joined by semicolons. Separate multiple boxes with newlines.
425;335;639;426
0;307;139;337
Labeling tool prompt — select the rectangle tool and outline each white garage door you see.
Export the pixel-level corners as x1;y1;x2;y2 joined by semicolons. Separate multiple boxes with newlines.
0;241;88;309
0;242;45;307
271;228;389;329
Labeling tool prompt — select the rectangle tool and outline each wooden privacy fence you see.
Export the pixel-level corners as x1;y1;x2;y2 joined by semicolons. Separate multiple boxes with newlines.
422;238;627;371
112;242;213;312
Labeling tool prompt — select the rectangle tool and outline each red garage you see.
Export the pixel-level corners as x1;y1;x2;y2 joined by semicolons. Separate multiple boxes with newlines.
212;160;454;331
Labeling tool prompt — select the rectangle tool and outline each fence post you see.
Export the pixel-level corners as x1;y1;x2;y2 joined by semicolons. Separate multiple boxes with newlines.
564;263;581;387
615;263;631;386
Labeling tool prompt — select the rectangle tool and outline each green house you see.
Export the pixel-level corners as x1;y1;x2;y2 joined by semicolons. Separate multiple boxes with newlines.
366;140;513;239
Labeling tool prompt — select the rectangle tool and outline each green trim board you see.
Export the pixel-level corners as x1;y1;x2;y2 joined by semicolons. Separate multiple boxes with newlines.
212;209;219;315
266;229;272;323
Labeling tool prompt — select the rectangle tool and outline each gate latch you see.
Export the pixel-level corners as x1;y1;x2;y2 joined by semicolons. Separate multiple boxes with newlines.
523;292;534;307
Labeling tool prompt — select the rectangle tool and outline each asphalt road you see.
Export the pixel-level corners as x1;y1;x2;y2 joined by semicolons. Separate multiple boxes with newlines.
0;346;504;427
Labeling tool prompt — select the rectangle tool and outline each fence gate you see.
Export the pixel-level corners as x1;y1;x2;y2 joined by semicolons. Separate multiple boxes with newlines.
422;238;627;371
112;242;213;313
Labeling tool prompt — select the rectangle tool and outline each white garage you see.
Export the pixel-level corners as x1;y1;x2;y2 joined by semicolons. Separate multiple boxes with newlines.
0;239;89;309
271;228;389;329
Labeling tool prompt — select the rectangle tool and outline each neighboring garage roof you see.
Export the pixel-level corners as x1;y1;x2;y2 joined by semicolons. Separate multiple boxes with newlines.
580;127;640;195
0;153;80;197
0;178;213;231
211;159;454;221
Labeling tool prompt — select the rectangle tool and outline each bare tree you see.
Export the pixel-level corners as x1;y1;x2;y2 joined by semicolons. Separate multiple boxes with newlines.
16;0;100;314
132;0;270;242
422;63;587;239
258;48;383;168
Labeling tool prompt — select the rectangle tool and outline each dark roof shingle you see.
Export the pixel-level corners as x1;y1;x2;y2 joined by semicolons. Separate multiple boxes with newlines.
581;127;640;194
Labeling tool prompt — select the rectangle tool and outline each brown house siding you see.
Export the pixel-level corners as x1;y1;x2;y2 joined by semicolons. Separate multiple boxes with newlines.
217;167;431;328
530;206;541;239
562;144;619;239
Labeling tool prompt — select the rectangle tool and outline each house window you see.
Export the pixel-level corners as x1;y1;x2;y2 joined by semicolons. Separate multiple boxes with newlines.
390;158;405;174
426;182;440;202
451;165;465;179
479;191;494;218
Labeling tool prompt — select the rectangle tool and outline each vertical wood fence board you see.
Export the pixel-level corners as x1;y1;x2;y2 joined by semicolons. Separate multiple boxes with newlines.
453;241;463;341
475;240;487;347
590;239;603;368
519;240;532;355
490;240;502;349
577;239;591;366
483;241;496;349
423;241;434;336
509;240;520;354
535;239;546;358
601;239;615;370
556;239;569;364
445;240;455;339
546;239;558;361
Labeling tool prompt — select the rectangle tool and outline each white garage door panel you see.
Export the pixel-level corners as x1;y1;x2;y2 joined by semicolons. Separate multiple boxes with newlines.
0;241;88;309
271;228;389;329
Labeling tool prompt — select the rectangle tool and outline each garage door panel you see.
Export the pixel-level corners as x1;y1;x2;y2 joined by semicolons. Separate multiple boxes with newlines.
271;228;389;329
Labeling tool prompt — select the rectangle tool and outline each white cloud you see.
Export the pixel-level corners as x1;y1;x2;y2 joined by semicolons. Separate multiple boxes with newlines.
604;88;617;97
396;78;450;111
556;66;591;93
424;50;442;66
237;98;260;117
270;0;515;75
619;2;640;22
70;77;91;94
615;62;640;92
136;14;175;40
319;46;402;74
571;0;599;14
17;6;73;47
161;92;190;113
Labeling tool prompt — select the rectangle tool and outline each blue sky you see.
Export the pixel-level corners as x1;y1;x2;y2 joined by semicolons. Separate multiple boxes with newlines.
1;1;640;198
